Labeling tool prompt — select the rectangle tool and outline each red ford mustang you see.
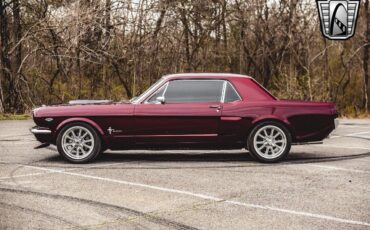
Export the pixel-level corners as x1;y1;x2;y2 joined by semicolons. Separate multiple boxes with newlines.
31;73;338;163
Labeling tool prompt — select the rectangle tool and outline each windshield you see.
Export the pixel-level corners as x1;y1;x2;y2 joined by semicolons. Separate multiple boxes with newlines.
130;78;165;104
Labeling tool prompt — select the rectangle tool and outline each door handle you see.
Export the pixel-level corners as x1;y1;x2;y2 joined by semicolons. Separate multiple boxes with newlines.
209;105;222;109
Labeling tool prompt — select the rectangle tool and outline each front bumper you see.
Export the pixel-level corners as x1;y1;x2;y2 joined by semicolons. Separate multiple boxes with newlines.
30;126;53;143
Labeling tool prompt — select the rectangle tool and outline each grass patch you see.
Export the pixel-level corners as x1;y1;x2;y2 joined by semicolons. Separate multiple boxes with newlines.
0;114;32;120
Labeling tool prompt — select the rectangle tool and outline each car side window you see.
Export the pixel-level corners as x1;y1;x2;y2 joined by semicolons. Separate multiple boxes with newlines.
164;80;224;103
224;82;241;102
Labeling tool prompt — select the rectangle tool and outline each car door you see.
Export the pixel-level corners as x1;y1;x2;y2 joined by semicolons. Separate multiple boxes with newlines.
219;81;247;144
133;79;224;143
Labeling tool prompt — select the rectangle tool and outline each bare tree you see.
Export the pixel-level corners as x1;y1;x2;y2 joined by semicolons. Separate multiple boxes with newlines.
0;0;368;116
363;0;369;112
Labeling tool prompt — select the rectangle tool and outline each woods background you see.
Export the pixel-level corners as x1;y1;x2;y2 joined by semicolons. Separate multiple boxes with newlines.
0;0;369;115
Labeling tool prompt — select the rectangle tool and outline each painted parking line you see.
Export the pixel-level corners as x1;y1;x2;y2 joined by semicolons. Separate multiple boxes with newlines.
0;171;53;180
23;165;370;227
330;131;370;139
224;200;370;227
0;162;125;181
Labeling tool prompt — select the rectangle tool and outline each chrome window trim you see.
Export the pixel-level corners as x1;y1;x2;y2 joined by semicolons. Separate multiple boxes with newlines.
163;73;252;79
145;79;225;104
221;81;227;103
134;77;166;104
144;82;169;104
223;81;242;103
142;79;242;104
162;82;169;98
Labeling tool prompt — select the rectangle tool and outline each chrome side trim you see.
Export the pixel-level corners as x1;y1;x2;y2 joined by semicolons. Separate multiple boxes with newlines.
31;128;52;134
221;117;242;121
115;134;218;138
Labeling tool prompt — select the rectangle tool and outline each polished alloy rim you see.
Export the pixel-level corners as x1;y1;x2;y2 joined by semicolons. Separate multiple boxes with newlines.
253;125;287;159
61;126;94;160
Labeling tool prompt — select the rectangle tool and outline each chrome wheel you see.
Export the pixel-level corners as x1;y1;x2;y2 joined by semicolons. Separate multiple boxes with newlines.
253;125;287;159
61;126;95;160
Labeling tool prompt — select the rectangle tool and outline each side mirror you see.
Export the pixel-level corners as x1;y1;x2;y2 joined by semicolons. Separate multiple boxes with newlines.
156;96;165;104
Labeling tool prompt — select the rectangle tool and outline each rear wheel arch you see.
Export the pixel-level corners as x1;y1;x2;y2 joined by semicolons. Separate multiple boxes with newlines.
247;118;296;142
247;119;293;163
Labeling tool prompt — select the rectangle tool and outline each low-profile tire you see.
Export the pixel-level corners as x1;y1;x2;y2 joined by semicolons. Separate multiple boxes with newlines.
247;121;292;163
56;122;102;163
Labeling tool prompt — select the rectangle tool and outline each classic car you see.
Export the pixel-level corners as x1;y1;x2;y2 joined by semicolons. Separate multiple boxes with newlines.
31;73;338;163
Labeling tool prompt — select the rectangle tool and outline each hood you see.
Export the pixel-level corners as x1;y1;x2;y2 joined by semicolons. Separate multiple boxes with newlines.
33;101;133;118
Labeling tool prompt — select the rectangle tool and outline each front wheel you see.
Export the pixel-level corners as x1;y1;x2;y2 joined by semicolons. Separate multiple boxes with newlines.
56;122;102;163
247;121;292;163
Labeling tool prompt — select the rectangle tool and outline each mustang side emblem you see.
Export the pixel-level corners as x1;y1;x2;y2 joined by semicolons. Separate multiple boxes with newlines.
316;0;360;40
107;127;122;135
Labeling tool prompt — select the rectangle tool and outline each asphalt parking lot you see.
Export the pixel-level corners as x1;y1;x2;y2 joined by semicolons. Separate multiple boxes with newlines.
0;119;369;229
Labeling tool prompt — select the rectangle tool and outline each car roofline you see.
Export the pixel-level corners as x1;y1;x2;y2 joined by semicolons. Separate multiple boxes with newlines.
133;73;256;104
162;73;252;80
162;73;277;101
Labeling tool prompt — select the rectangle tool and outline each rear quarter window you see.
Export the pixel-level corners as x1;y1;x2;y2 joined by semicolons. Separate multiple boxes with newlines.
224;82;241;102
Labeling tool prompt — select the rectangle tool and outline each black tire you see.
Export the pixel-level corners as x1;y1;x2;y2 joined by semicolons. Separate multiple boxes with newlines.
56;122;102;163
247;121;292;163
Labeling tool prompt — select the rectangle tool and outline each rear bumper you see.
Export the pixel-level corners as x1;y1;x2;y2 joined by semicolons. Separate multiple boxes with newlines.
30;126;53;143
334;119;339;129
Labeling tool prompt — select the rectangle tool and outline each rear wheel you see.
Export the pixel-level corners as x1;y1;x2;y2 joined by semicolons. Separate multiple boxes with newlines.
57;122;101;163
247;121;291;163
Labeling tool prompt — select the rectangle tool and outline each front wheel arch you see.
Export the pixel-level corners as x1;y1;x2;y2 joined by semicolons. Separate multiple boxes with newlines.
56;122;102;163
55;119;107;150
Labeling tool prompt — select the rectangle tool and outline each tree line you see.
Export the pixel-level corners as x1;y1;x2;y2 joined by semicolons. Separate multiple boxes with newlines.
0;0;369;115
